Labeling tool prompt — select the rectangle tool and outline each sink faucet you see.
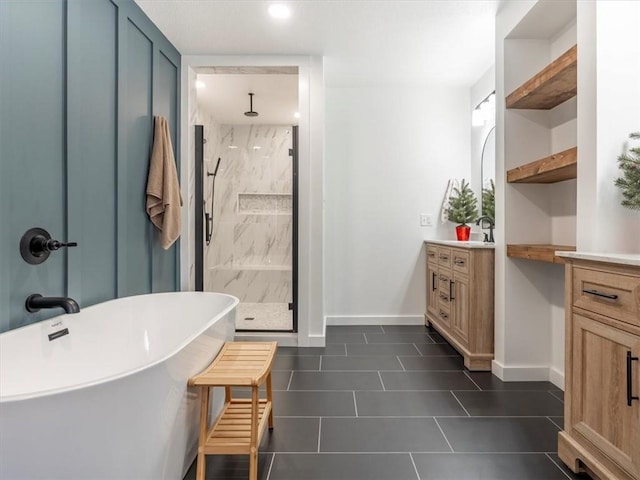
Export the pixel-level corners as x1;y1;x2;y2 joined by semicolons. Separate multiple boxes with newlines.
25;294;80;314
476;216;495;243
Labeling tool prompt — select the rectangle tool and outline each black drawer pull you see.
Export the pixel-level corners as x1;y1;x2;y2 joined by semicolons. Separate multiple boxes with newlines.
450;280;455;301
582;289;618;300
439;255;449;261
432;272;437;291
439;311;448;319
428;252;435;258
439;275;448;282
627;352;639;406
454;259;465;265
439;293;449;302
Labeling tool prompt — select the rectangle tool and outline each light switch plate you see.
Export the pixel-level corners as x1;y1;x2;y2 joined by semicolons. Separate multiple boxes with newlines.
420;213;433;227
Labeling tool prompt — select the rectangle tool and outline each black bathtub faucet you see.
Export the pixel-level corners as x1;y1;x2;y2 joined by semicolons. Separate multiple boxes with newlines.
25;294;80;314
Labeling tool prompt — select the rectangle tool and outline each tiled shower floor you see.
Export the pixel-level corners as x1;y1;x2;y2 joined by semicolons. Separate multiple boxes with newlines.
183;325;587;480
235;302;292;331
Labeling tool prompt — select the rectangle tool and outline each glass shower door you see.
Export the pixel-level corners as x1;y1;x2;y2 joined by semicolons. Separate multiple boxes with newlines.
202;123;295;332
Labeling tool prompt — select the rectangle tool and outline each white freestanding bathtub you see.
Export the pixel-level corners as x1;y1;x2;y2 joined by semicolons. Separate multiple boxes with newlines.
0;292;238;480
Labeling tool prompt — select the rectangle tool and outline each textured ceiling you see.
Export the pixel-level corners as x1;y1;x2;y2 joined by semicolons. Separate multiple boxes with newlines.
135;0;498;87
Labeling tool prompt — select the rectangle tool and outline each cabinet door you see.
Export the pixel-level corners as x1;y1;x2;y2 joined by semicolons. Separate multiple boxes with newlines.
451;273;470;347
427;262;438;319
570;314;640;478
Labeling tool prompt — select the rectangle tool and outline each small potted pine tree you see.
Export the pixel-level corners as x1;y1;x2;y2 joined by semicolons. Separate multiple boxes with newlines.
614;132;640;210
446;179;479;241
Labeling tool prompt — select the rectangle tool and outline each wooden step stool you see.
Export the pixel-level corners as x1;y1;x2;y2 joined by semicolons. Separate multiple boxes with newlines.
188;341;277;480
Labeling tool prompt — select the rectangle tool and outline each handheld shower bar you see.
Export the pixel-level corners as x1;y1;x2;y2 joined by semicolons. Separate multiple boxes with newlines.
205;157;221;245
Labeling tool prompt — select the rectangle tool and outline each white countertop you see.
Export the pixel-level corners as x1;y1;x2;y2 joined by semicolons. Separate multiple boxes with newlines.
424;239;495;249
557;251;640;267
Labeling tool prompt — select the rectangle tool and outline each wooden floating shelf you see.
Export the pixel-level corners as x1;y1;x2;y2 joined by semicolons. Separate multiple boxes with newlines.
507;146;577;183
506;45;577;110
507;244;576;264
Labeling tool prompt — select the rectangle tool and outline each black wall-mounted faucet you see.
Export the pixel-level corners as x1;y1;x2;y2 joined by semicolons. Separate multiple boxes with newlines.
25;294;80;314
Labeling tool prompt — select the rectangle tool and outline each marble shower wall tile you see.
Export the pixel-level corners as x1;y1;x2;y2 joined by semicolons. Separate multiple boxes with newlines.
186;72;199;289
206;268;292;303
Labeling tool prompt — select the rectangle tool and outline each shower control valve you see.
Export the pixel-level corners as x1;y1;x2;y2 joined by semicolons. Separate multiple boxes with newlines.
20;228;78;265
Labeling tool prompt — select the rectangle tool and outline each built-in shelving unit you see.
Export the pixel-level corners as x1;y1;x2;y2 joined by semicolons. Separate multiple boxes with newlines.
507;146;577;183
506;45;577;110
498;0;578;390
506;244;576;264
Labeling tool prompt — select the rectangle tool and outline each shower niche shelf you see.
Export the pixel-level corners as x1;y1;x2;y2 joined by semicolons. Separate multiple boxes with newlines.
237;193;292;215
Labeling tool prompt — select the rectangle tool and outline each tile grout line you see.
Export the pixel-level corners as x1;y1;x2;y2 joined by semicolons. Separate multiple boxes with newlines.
343;344;348;356
450;391;472;417
378;371;386;390
463;370;483;390
353;391;359;416
409;452;421;480
286;371;294;390
433;418;455;453
546;416;563;430
317;417;322;453
265;452;276;480
364;333;369;344
545;452;574;480
412;343;423;356
397;356;406;372
319;355;323;371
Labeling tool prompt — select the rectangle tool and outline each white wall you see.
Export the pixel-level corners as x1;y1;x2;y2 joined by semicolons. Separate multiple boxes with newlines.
577;0;640;253
324;86;471;324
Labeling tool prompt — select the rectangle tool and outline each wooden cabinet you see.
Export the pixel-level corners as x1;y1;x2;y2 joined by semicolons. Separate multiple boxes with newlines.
424;242;494;370
559;258;640;480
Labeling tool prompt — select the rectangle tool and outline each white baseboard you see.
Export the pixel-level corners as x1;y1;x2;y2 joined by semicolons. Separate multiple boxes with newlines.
491;360;554;382
549;367;565;390
298;334;326;347
325;315;424;326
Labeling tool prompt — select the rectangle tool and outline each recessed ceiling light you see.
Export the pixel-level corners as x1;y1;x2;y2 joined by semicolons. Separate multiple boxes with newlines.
268;4;290;19
253;146;261;150
195;80;206;89
228;145;238;149
293;111;300;118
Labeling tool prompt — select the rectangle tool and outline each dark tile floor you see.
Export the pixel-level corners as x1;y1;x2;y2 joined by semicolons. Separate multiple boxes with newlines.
184;325;589;480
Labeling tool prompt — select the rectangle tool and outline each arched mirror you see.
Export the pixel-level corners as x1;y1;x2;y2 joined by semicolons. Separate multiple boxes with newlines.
480;125;495;228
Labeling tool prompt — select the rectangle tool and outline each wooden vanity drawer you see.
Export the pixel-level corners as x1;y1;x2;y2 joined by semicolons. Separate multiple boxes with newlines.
436;304;451;328
452;250;470;274
438;248;452;268
573;267;640;327
438;272;452;303
426;246;438;265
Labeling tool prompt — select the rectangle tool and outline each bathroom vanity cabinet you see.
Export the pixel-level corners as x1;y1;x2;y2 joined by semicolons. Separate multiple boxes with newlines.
558;254;640;480
424;241;495;370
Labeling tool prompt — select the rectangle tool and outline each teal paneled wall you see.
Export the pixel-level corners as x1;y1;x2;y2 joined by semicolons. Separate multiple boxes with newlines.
0;0;181;333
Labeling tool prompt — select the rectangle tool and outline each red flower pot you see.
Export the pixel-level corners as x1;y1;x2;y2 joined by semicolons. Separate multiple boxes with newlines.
456;225;471;241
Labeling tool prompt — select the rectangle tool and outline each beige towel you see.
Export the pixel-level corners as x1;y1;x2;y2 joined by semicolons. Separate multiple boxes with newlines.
146;116;183;249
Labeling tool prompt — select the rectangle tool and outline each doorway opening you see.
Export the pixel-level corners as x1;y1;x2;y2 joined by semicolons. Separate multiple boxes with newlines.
194;66;298;333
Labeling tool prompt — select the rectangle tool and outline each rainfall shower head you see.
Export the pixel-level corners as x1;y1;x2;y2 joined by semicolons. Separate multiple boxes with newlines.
244;93;259;117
